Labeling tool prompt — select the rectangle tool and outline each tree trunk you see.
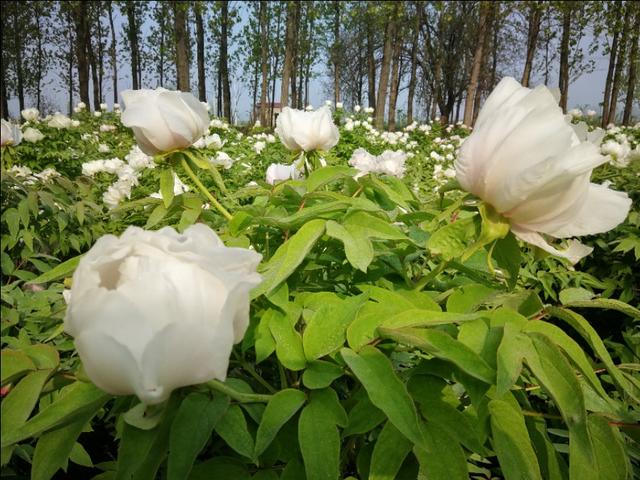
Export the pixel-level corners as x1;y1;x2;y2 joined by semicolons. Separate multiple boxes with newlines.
387;39;402;131
88;34;100;110
407;3;421;124
558;8;571;113
280;1;296;107
12;8;25;112
333;1;341;105
375;5;397;129
366;21;376;108
220;0;231;121
290;3;300;108
521;3;541;87
463;2;489;126
74;2;90;106
36;16;43;111
607;4;631;125
269;6;283;126
1;56;8;119
126;3;139;90
259;1;269;124
108;1;118;103
602;26;619;126
195;3;206;101
622;7;640;125
174;2;190;92
67;11;74;115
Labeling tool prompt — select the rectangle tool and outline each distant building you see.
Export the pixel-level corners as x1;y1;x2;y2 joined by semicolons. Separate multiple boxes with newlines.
254;102;282;126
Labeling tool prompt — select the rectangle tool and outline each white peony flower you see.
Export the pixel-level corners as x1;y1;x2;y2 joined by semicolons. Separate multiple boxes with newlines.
1;120;22;146
265;163;301;184
98;144;111;153
126;145;156;171
63;225;262;404
354;105;361;113
76;102;87;110
568;108;582;118
21;108;40;122
336;102;343;109
48;113;72;129
22;127;45;143
586;109;596;117
100;103;108;111
275;106;339;152
305;104;314;111
365;107;374;114
100;124;117;132
455;77;631;263
71;120;81;127
8;165;33;177
121;88;209;155
34;168;60;183
94;111;102;118
150;173;190;200
253;141;266;154
210;151;234;169
348;148;406;178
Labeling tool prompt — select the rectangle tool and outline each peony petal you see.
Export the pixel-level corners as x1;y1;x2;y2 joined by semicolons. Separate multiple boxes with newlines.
536;183;632;238
511;226;593;264
75;330;142;397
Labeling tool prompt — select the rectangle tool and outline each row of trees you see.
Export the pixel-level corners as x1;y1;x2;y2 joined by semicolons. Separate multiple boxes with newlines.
1;1;639;128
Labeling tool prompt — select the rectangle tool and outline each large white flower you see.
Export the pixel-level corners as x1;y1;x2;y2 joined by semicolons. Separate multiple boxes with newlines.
22;127;45;143
64;225;262;404
1;120;22;146
348;148;406;178
455;77;631;263
48;113;72;129
121;88;209;155
21;108;40;122
265;163;301;184
275;106;339;152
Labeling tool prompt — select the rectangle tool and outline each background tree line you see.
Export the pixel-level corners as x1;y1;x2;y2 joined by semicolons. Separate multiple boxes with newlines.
1;0;638;128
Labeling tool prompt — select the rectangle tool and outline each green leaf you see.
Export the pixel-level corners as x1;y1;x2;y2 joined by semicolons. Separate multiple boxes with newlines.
496;322;533;395
253;219;326;297
306;165;356;192
168;393;229;480
1;381;111;447
189;458;251;480
414;422;468;480
255;309;277;363
298;390;344;480
559;288;594;305
160;168;175;208
369;422;413;480
302;361;344;390
492;232;521;289
254;389;306;458
378;327;495;384
145;204;167;229
341;347;427;450
1;369;52;465
559;298;640;319
28;254;83;284
18;199;30;228
326;220;373;272
427;217;476;261
587;415;629;480
489;399;542;480
31;408;98;480
303;294;366;360
1;349;36;385
69;442;93;467
343;393;385;437
546;307;639;402
4;208;20;240
343;211;407;241
269;309;306;371
214;404;255;460
22;344;60;370
446;283;496;313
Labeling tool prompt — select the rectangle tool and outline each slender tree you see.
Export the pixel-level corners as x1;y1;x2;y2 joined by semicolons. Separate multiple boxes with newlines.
463;2;490;126
174;2;190;92
195;2;207;101
622;4;639;125
375;4;398;129
521;2;542;87
607;3;631;124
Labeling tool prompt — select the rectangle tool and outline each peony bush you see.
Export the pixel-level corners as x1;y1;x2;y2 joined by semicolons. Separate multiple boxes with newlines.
1;79;639;479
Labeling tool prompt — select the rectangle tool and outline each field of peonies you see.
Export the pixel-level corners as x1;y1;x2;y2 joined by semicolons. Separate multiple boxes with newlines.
1;79;639;480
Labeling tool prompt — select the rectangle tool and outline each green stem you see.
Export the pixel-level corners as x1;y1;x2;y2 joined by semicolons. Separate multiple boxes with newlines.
180;156;233;221
182;149;231;198
233;351;277;393
205;379;272;403
413;262;448;292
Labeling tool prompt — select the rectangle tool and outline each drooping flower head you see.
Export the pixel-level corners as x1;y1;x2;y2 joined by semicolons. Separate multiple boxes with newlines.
455;77;631;263
275;106;339;153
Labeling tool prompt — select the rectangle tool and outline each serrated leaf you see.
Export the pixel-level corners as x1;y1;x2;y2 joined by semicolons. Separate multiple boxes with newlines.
254;389;306;457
